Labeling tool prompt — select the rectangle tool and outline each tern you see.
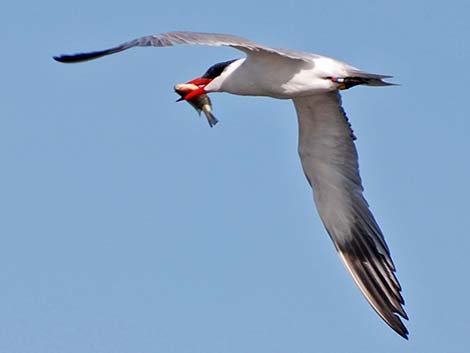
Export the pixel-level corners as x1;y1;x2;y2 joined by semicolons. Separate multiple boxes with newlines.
54;31;408;338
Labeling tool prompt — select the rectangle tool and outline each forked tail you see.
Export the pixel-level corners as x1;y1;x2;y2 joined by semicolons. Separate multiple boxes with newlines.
343;70;396;88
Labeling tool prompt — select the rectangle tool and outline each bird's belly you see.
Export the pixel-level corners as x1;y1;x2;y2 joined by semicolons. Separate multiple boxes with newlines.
279;74;335;98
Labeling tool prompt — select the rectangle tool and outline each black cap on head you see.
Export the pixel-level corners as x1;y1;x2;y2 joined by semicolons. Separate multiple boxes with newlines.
202;59;237;79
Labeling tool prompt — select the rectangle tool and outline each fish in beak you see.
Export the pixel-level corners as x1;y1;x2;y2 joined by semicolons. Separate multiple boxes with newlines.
174;79;218;127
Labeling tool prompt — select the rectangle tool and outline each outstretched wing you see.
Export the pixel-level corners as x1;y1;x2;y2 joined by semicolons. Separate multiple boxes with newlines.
53;31;314;63
293;92;408;339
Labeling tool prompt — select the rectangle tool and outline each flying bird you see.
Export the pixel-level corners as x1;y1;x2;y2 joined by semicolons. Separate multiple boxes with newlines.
54;31;408;338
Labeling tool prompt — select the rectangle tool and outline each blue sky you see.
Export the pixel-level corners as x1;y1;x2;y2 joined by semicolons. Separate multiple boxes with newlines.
1;0;469;352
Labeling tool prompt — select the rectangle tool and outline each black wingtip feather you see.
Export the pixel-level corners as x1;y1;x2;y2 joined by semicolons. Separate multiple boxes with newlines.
53;51;104;63
53;47;121;63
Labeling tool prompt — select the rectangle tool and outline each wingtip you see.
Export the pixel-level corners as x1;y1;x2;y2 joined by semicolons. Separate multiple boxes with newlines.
396;323;409;340
52;52;99;63
389;309;409;339
53;53;86;63
382;312;409;339
52;47;123;63
53;55;68;63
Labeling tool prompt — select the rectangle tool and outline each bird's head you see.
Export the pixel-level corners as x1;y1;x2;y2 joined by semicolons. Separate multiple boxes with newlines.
179;59;237;100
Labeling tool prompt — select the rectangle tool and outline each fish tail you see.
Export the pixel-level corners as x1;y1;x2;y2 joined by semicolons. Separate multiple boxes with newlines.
202;105;218;127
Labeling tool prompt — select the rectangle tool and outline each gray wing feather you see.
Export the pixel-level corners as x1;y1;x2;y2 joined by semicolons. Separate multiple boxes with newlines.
53;31;312;63
293;92;408;339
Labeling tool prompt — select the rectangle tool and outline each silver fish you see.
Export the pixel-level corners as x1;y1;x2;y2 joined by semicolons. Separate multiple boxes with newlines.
174;83;218;127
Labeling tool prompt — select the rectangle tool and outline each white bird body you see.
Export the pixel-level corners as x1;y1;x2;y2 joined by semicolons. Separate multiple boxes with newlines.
54;31;408;339
208;55;356;98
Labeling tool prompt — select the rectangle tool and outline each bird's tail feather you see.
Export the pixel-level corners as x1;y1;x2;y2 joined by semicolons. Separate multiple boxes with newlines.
348;70;397;86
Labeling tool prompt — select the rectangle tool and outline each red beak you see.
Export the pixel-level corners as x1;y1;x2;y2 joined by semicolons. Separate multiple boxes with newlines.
183;77;212;100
